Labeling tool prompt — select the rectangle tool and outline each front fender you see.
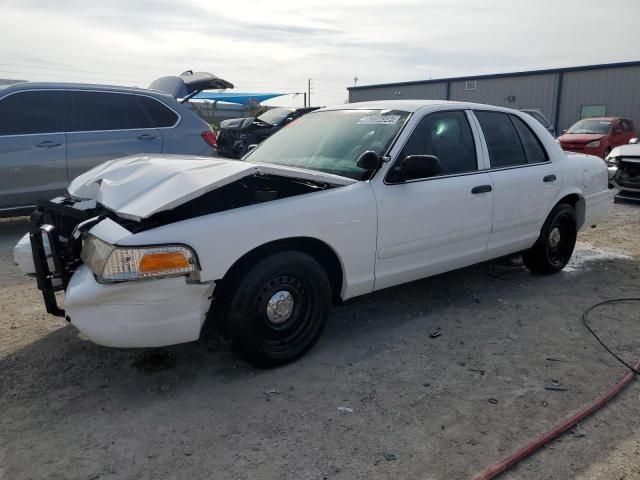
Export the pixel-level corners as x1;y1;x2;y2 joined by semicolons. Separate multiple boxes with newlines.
115;182;378;300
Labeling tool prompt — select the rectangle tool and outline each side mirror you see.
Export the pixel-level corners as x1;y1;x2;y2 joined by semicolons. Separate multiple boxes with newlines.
356;150;382;170
630;138;639;144
561;129;567;134
388;155;441;182
614;127;623;134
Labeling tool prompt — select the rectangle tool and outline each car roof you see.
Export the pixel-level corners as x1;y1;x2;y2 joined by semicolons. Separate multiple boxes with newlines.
320;99;529;114
0;81;175;100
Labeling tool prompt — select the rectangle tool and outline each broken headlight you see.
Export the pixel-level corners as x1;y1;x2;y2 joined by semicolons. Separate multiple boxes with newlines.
81;235;197;282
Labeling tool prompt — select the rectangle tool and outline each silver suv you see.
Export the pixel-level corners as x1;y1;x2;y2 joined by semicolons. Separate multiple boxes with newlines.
0;72;233;216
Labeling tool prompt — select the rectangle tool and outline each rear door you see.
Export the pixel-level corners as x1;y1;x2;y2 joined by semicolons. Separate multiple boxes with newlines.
472;110;561;257
0;89;68;211
66;91;162;181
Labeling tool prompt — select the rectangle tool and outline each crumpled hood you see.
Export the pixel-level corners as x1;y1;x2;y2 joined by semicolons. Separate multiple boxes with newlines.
608;144;640;159
67;154;355;221
219;117;254;131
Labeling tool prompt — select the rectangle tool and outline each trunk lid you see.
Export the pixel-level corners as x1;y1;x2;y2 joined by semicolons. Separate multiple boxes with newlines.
149;71;234;100
67;154;355;221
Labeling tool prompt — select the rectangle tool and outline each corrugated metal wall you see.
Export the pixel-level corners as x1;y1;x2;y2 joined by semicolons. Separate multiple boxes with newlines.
348;64;640;134
558;65;640;132
448;74;559;121
348;82;447;103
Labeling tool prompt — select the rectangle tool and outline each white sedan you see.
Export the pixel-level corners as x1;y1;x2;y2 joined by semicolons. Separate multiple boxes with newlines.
16;100;613;367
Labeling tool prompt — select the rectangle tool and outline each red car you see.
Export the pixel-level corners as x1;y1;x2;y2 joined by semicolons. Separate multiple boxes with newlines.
557;117;636;159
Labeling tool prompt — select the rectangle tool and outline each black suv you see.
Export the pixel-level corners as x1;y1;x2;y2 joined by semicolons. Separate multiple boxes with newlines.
216;106;320;158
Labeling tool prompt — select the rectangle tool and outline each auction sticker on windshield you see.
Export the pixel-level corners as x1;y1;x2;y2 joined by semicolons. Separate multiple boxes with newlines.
357;114;401;125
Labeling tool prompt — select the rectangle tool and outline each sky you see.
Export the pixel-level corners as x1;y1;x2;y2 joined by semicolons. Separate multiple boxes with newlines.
1;0;639;108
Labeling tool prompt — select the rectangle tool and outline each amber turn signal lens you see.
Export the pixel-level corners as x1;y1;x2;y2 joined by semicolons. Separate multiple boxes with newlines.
139;251;190;273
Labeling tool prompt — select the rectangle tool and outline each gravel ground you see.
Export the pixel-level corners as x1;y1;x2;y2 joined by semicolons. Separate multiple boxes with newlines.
1;203;639;480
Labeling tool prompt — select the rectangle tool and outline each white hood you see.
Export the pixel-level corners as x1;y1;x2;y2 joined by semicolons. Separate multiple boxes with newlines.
608;144;640;159
68;154;355;221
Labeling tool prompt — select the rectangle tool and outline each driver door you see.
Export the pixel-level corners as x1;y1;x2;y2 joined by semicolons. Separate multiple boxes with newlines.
371;109;494;290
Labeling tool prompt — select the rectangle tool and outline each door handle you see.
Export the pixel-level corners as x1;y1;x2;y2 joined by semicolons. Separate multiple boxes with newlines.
471;185;492;194
137;134;158;140
36;141;62;148
543;174;557;183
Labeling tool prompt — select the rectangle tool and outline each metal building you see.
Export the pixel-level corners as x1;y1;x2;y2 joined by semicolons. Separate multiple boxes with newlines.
347;60;640;134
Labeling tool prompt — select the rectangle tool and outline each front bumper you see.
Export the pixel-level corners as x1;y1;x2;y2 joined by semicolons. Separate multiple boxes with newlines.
65;265;215;348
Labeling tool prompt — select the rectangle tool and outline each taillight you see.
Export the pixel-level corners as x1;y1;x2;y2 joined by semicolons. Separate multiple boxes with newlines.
201;130;217;147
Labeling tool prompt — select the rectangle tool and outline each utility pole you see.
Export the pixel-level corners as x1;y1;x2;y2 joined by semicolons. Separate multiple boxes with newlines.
308;78;312;107
303;92;307;107
354;75;358;87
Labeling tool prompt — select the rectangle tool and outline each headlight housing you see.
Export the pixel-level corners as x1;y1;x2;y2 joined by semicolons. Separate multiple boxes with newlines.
81;235;198;283
585;140;601;148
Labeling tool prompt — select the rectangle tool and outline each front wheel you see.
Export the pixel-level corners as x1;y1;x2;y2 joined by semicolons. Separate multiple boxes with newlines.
214;251;331;368
523;203;577;274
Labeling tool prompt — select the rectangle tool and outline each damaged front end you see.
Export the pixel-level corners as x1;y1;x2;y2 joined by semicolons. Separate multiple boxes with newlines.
28;198;111;316
611;155;640;201
24;156;347;317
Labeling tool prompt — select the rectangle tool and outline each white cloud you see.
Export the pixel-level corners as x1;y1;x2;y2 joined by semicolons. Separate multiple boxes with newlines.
1;0;639;107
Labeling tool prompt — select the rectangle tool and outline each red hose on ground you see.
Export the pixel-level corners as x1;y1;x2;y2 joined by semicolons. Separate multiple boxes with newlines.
472;357;640;480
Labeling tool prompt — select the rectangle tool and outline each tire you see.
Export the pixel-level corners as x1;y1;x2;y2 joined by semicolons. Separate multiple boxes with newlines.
214;251;331;368
523;203;577;274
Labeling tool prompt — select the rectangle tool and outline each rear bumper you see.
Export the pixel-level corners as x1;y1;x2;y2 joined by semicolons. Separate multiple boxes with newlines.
584;189;614;226
65;265;215;348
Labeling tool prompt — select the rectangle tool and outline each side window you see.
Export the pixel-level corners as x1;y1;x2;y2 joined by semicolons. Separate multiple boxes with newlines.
475;111;526;168
0;90;65;135
70;91;154;132
620;120;632;132
510;115;548;164
137;96;179;128
398;110;477;176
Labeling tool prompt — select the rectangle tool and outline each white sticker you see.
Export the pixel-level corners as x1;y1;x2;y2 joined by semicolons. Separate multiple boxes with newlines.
357;114;401;125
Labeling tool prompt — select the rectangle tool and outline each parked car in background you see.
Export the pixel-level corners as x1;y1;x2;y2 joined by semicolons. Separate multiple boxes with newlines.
557;117;636;159
216;106;320;158
607;138;640;201
521;109;555;136
16;100;612;367
0;71;232;217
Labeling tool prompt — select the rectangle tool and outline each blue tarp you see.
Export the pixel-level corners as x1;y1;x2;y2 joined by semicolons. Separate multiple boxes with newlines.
192;92;287;105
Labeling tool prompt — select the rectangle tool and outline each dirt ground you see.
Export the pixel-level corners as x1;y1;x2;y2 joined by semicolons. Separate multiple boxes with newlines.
1;203;639;480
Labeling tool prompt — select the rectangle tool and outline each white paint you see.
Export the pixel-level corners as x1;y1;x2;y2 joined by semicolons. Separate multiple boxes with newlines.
19;100;614;349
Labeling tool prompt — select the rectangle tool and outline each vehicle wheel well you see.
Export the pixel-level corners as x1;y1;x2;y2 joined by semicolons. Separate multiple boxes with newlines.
218;237;344;303
555;193;585;229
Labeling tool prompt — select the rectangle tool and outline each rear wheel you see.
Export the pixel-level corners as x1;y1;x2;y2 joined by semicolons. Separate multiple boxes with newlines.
213;251;331;367
523;203;577;274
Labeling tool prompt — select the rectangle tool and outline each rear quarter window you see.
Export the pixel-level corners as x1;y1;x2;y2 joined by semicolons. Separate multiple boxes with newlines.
138;96;179;128
510;115;548;164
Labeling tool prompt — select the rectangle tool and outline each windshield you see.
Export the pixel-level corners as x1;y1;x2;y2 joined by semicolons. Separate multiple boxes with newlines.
567;119;611;134
256;108;295;126
244;109;410;180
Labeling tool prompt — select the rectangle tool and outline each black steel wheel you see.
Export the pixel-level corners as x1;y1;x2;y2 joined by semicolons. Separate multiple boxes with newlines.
524;203;577;274
213;251;331;367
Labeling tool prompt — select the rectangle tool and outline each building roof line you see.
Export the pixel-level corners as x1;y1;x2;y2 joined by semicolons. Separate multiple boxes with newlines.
347;59;640;91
